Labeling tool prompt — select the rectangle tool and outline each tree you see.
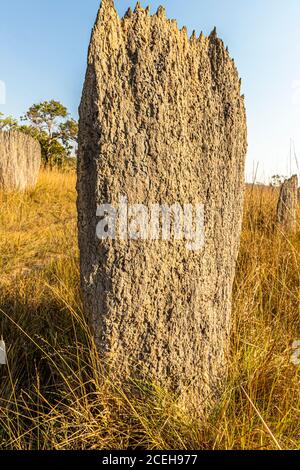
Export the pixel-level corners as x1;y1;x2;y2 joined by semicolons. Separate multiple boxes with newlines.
18;124;66;168
0;112;18;131
59;118;78;154
21;100;78;168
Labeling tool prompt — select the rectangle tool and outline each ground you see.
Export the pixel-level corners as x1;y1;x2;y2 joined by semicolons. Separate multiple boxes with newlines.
0;170;299;450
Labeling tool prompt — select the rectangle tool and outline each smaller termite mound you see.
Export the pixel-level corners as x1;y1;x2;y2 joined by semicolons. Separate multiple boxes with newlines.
0;131;41;191
277;175;298;232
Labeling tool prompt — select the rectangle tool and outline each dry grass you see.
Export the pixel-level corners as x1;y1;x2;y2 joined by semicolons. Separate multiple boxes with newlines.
0;171;300;450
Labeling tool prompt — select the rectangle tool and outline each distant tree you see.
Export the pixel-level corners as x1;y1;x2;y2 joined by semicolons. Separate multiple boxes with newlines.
0;112;18;131
21;100;78;168
59;118;78;154
18;124;65;168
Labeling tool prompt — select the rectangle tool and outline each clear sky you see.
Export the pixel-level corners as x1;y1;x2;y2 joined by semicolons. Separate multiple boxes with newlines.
0;0;300;182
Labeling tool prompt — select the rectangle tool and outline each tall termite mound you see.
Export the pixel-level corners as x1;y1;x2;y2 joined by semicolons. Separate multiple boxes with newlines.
77;0;247;410
0;131;41;191
277;175;298;232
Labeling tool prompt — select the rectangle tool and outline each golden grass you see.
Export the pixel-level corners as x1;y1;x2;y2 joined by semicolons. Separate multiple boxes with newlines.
0;171;300;450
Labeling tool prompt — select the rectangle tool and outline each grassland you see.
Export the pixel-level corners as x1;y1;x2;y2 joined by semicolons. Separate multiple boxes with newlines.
0;170;299;450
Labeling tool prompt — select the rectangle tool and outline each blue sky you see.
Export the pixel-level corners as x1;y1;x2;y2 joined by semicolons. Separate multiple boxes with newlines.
0;0;300;181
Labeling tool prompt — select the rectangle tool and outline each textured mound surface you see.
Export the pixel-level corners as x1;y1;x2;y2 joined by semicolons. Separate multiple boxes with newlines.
0;131;41;191
277;175;298;232
77;0;247;410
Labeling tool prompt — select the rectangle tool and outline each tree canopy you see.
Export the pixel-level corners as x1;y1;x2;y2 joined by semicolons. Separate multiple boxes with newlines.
0;112;18;131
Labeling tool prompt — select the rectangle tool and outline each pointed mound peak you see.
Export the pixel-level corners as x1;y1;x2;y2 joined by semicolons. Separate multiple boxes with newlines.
190;30;197;42
134;1;143;13
181;26;188;35
124;7;133;19
101;0;116;10
96;0;117;23
209;26;218;39
103;0;115;6
156;6;166;18
199;31;205;42
90;0;121;56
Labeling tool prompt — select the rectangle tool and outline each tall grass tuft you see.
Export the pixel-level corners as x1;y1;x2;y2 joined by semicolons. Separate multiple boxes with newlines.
0;172;299;450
